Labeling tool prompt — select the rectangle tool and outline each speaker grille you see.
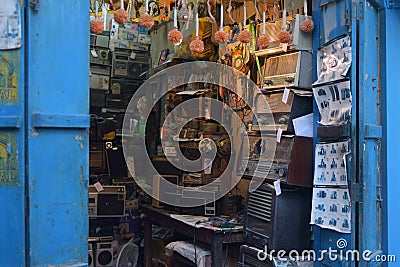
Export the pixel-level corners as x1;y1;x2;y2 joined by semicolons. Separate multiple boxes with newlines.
247;188;273;222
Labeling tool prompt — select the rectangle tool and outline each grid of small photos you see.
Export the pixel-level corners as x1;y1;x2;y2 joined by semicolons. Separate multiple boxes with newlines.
310;140;351;233
310;35;353;233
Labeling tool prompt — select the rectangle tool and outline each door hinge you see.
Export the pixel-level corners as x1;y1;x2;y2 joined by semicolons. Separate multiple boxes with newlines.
29;0;39;13
351;182;363;202
352;1;364;20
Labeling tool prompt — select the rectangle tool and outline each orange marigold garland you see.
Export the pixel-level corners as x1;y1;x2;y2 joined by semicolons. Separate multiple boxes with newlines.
90;1;104;34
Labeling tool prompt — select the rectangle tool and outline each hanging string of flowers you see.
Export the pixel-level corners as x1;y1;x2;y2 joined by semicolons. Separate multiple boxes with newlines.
300;0;314;32
214;1;229;44
139;0;155;29
277;0;290;43
238;1;251;43
90;1;104;34
190;3;205;54
114;0;128;24
257;8;270;49
168;2;184;45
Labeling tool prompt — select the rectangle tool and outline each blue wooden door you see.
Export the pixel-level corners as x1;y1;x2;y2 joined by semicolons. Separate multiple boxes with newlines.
25;1;90;266
313;0;384;266
0;1;26;266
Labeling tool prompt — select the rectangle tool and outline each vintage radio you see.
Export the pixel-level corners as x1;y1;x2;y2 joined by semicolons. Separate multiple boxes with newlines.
90;89;107;107
89;185;126;218
90;73;110;91
111;52;149;79
253;90;313;133
91;65;111;76
244;183;311;251
90;33;110;48
261;51;312;90
105;94;132;109
255;14;312;56
237;134;313;187
90;48;111;65
110;78;143;94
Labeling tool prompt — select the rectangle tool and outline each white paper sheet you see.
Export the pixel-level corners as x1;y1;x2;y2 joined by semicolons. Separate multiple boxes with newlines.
293;113;314;137
0;0;22;50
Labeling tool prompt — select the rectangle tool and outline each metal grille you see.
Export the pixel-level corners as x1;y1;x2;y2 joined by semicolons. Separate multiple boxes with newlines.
247;188;274;222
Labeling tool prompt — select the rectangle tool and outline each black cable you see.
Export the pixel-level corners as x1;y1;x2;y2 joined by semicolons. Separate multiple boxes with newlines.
223;243;229;267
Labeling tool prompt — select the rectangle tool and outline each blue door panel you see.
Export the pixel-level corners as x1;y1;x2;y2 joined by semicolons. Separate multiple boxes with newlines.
0;2;25;264
26;0;89;265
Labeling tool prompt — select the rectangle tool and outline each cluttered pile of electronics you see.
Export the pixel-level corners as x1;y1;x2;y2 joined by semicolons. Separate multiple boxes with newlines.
88;26;151;266
237;8;315;267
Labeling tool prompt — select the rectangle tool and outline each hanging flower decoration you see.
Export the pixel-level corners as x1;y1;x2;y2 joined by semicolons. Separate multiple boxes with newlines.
214;2;229;44
190;5;204;54
90;1;104;34
300;0;314;32
257;10;269;49
168;7;183;45
168;28;184;45
139;0;155;29
114;0;128;25
278;0;291;43
238;2;251;44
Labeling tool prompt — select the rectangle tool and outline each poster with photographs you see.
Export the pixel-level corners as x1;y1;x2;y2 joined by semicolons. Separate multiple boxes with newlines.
314;140;350;186
311;188;351;233
0;0;22;50
314;35;352;85
313;80;351;125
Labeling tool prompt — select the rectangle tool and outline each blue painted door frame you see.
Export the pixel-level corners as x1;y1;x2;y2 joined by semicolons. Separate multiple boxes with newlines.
381;1;400;265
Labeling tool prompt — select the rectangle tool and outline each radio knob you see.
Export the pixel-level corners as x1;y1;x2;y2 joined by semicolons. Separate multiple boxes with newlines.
284;77;295;83
278;168;287;177
265;80;273;86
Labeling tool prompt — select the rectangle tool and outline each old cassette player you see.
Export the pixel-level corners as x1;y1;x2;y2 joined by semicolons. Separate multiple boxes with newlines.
90;33;110;48
252;90;313;134
90;48;111;65
111;52;149;79
255;14;312;56
90;73;110;91
262;51;312;90
89;185;126;218
237;133;313;187
110;78;143;94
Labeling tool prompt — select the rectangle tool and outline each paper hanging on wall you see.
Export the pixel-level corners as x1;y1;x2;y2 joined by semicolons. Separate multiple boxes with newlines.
313;140;350;186
313;80;352;125
314;35;352;85
310;187;351;233
0;0;22;50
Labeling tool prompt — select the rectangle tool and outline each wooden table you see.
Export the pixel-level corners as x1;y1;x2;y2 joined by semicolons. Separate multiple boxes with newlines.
142;205;244;267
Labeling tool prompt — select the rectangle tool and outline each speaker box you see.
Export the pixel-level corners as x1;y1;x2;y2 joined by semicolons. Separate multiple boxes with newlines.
96;242;114;267
88;243;94;267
